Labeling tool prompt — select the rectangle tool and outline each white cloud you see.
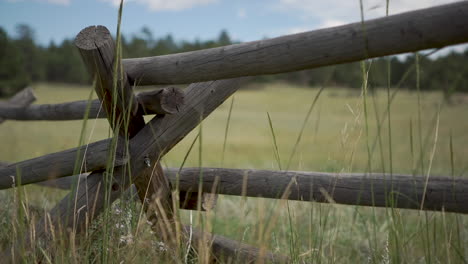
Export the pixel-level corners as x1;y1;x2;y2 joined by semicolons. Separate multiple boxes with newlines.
101;0;217;11
277;0;460;24
286;27;309;34
7;0;70;5
46;0;68;4
277;19;346;38
319;19;346;29
237;8;246;18
429;43;468;58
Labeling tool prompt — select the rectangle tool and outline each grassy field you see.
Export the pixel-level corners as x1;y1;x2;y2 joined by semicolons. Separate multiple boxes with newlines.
1;82;468;263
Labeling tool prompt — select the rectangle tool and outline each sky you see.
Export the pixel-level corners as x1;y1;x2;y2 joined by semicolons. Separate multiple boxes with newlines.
0;0;466;55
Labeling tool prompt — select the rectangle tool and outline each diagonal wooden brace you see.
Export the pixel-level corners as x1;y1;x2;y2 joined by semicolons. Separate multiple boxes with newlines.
5;79;245;262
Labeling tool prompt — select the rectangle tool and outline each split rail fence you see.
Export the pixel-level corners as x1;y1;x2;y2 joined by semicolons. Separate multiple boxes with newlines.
1;2;468;263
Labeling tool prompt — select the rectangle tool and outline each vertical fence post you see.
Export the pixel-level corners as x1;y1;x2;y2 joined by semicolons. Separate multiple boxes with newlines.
75;25;175;244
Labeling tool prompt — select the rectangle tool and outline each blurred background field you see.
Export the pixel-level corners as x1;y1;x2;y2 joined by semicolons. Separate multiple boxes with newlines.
2;3;468;260
1;82;468;262
2;82;468;175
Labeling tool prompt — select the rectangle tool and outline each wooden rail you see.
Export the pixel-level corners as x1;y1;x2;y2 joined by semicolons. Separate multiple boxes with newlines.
36;168;468;214
0;138;126;189
0;87;36;123
19;78;246;259
123;2;468;85
0;87;184;121
2;2;468;262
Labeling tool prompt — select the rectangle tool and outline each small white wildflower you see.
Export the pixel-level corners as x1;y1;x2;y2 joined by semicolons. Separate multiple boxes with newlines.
114;207;122;215
382;234;390;264
119;234;134;245
158;241;167;251
152;241;168;252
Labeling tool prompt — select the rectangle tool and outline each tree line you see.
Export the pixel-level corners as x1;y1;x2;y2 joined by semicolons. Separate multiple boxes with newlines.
1;24;467;98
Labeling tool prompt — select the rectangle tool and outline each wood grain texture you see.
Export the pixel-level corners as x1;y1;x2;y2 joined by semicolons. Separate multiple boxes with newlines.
76;25;176;246
0;87;185;121
0;138;127;190
123;2;468;85
37;175;210;211
76;25;144;137
35;173;90;189
37;167;468;214
170;168;468;214
0;87;36;123
36;174;211;210
185;226;289;263
14;79;244;258
137;86;184;115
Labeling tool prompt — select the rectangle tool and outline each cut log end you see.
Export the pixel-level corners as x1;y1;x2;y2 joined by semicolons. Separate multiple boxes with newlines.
160;86;185;114
74;25;112;50
9;87;36;105
0;87;36;124
137;86;185;115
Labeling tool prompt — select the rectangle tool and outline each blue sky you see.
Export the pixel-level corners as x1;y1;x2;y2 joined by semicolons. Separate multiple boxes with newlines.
0;0;463;50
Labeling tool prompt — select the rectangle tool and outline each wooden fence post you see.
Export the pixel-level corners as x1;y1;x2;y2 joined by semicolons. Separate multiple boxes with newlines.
75;25;175;245
2;3;466;261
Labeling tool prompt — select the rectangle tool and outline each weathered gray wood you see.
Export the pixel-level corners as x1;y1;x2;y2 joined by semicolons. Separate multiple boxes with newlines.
0;87;36;105
36;167;468;214
76;25;177;247
171;168;468;214
35;173;90;189
36;175;210;210
0;87;36;123
132;159;176;244
35;174;209;210
128;77;247;215
0;87;184;121
185;226;289;263
76;25;144;137
137;86;184;115
0;138;126;189
123;2;468;85
11;79;245;259
0;99;106;120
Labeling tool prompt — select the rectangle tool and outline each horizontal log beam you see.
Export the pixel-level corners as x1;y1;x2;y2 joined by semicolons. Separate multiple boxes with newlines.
123;2;468;85
186;226;289;263
35;173;89;189
137;87;184;115
0;87;184;121
35;167;468;214
174;168;468;214
0;138;127;189
0;87;36;123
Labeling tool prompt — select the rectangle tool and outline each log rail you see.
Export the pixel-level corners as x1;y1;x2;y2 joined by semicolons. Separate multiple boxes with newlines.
29;168;468;215
123;2;468;85
0;87;184;121
1;2;468;262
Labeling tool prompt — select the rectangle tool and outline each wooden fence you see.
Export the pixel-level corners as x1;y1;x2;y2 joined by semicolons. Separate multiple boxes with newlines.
1;2;468;263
